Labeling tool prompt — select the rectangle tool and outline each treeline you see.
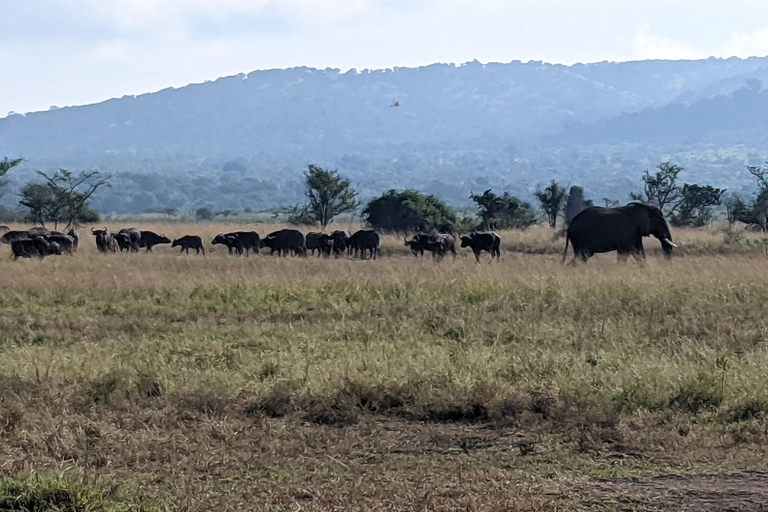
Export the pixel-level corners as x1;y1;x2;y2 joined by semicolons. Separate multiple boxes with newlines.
0;157;740;232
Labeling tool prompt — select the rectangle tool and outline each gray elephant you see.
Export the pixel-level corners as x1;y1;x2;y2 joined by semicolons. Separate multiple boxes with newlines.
563;203;677;263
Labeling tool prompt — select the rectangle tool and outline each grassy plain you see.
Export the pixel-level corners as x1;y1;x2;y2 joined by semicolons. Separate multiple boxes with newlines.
2;223;768;510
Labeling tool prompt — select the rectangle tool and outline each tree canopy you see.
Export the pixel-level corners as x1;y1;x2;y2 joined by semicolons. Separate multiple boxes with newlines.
362;189;457;233
469;189;535;230
0;157;23;201
18;169;109;228
534;180;567;228
295;165;360;229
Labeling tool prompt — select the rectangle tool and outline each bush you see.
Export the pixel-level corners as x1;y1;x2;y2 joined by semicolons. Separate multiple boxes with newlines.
362;189;457;232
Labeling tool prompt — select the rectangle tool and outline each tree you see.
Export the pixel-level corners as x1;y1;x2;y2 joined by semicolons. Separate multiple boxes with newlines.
195;207;214;221
630;161;683;212
727;164;768;231
18;169;110;228
534;180;566;228
564;186;594;226
362;189;457;233
0;157;23;201
671;184;726;227
19;183;59;226
300;165;360;229
469;189;535;230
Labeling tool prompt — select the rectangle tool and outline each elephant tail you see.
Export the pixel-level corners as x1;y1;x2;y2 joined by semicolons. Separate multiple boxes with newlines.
562;230;570;263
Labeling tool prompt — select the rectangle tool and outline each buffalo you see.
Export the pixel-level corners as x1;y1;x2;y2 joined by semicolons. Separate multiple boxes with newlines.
2;227;51;244
44;234;76;254
306;232;333;257
212;234;242;255
405;233;456;260
172;235;206;255
2;230;34;244
115;228;141;252
211;231;260;255
330;230;351;257
139;231;171;252
10;237;61;259
91;227;118;253
261;229;306;257
460;232;501;263
563;203;676;264
349;230;380;260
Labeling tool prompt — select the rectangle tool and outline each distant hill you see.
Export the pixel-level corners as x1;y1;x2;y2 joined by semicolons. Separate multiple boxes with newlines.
3;57;768;213
555;79;768;145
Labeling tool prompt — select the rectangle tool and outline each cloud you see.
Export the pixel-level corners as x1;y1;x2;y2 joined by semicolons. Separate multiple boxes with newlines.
632;24;700;61
725;28;768;58
5;1;768;115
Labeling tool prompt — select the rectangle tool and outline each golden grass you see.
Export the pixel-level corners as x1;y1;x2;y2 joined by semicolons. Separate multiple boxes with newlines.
2;222;768;510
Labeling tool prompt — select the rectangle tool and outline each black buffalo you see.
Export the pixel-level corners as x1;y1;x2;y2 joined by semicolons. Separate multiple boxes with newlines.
44;234;76;254
212;234;242;254
139;231;171;252
330;230;351;257
211;231;260;255
349;230;380;260
2;227;50;244
306;232;333;257
91;227;118;253
460;232;501;263
172;235;206;255
563;203;676;264
116;228;141;252
261;229;306;257
10;237;61;259
405;233;456;260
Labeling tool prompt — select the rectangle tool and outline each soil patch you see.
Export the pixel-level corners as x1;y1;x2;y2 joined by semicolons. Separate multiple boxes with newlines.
589;471;768;511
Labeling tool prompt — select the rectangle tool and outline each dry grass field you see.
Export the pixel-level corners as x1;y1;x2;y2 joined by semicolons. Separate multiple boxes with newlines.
3;222;768;510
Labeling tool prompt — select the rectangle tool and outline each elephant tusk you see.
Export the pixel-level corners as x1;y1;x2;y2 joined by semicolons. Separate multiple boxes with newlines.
663;238;678;248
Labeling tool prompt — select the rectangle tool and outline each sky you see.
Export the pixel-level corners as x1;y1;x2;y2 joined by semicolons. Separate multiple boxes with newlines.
3;0;768;117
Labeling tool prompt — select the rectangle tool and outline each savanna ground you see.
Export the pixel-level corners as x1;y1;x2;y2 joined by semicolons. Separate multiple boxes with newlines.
3;223;768;510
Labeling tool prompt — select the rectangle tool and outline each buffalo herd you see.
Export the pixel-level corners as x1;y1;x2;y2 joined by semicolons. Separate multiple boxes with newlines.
0;226;507;262
0;227;80;259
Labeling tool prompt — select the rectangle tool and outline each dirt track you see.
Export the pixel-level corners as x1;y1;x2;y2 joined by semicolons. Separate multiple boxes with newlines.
588;472;768;511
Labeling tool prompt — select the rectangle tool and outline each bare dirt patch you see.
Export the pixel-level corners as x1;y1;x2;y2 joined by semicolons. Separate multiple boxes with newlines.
587;472;768;511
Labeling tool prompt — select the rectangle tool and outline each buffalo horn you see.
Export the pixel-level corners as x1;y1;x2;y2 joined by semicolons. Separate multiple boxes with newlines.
663;238;678;248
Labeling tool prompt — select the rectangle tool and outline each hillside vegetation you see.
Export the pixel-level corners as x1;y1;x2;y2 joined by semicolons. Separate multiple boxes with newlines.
2;224;768;510
4;58;768;211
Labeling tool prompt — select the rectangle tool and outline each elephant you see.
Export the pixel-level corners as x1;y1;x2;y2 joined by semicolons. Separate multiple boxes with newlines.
563;203;677;264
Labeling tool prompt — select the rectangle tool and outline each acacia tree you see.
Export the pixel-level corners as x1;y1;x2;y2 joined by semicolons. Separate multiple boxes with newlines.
18;169;110;228
534;180;566;228
19;183;59;226
671;184;725;227
631;161;683;212
0;157;23;201
469;189;535;230
729;164;768;230
296;165;359;229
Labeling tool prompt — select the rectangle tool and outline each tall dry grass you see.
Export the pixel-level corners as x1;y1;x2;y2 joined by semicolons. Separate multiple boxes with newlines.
2;222;768;510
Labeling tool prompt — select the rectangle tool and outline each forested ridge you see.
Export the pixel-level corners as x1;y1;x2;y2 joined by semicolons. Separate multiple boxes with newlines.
3;57;768;213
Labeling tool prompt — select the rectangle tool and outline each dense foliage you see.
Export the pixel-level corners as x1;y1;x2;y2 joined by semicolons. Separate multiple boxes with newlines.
363;189;457;233
18;169;108;227
469;189;535;230
289;165;360;228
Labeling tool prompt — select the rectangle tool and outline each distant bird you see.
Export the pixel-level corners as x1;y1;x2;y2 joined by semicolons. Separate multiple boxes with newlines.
391;100;400;107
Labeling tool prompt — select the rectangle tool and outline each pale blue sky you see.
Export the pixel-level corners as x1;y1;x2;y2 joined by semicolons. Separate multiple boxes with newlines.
3;0;768;116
